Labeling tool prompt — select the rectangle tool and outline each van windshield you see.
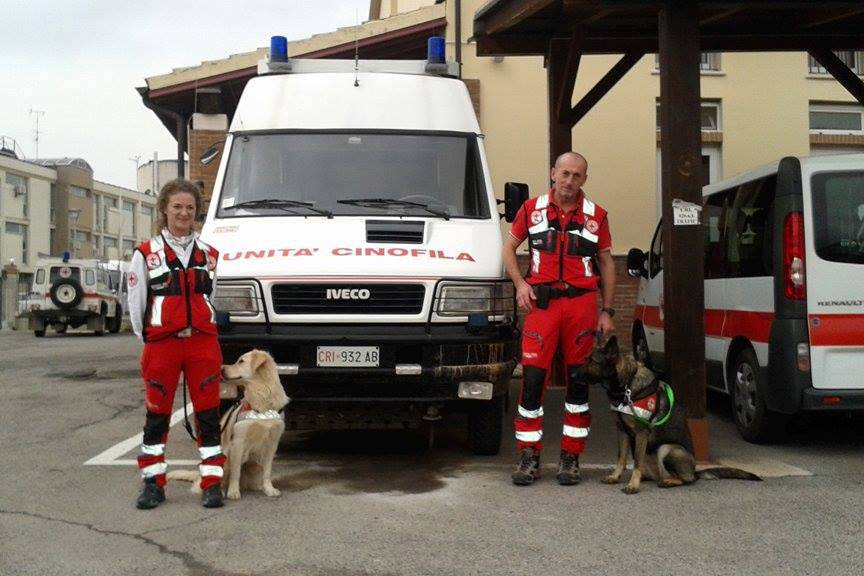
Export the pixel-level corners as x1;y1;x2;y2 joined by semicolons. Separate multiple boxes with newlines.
811;170;864;265
217;132;490;219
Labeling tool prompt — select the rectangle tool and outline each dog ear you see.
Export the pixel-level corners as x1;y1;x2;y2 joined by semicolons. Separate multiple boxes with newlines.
249;350;267;374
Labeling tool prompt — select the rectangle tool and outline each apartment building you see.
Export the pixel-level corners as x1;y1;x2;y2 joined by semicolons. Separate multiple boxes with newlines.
0;148;158;278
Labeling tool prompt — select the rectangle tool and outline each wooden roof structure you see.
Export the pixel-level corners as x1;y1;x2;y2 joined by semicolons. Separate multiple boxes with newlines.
473;0;864;456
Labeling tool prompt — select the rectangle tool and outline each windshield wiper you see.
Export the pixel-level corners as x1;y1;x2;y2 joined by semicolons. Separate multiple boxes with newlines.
224;198;332;218
337;198;450;220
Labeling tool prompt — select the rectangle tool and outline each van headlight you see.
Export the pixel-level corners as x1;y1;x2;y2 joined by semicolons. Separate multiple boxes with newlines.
435;282;515;317
212;284;259;316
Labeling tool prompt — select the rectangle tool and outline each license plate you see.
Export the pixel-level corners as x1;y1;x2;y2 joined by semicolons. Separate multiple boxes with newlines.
316;346;380;367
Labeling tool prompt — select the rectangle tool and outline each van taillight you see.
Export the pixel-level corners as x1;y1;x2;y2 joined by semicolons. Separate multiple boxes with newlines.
783;212;806;300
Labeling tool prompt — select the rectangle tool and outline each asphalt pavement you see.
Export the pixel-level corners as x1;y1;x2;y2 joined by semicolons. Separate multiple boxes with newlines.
1;327;862;576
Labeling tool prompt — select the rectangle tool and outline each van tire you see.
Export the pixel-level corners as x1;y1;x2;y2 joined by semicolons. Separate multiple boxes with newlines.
94;310;106;336
108;306;122;333
468;395;504;456
632;323;652;369
50;278;84;310
731;348;787;444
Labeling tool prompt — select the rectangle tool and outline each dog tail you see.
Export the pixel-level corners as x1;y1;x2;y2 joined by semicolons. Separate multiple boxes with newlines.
697;467;762;481
166;470;201;483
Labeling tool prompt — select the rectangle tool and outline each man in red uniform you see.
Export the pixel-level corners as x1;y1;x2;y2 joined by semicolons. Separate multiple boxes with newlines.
503;152;616;486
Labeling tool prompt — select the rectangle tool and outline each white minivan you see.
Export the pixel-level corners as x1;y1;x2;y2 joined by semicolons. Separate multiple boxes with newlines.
201;38;523;454
628;154;864;442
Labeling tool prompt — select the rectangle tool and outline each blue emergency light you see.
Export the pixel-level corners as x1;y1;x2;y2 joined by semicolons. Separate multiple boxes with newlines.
270;36;288;63
427;36;446;64
62;250;70;263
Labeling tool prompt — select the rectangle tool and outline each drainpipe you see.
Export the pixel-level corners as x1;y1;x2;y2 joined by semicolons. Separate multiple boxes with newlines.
137;88;187;179
454;0;462;74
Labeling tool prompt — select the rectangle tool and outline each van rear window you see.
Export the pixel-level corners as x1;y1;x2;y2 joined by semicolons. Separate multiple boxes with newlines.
50;267;81;283
811;171;864;264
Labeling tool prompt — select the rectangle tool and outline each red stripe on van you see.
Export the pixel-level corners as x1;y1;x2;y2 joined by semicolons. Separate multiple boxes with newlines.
635;305;773;342
809;314;864;347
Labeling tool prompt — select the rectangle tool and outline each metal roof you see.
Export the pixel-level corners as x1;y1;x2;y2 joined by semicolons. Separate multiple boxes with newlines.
30;158;93;172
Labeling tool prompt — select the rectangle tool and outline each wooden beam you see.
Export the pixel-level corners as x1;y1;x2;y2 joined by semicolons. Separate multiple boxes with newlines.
659;1;707;426
699;7;743;26
800;7;864;29
556;31;584;128
569;51;644;126
547;38;573;173
808;48;864;106
475;0;557;36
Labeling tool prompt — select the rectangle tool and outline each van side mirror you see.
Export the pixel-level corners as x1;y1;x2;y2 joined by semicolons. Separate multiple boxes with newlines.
503;182;529;223
627;248;648;279
200;144;222;166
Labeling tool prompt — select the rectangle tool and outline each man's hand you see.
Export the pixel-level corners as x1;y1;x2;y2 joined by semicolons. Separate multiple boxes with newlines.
597;309;615;335
516;281;536;313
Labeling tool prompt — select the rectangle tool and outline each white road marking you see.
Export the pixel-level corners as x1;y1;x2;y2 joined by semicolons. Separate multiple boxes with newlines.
84;402;199;466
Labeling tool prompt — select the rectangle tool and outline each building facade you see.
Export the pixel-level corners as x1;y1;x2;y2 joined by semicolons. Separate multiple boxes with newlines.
0;151;158;276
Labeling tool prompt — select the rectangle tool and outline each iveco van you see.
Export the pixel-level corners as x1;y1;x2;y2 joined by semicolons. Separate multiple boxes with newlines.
201;38;521;454
628;154;864;442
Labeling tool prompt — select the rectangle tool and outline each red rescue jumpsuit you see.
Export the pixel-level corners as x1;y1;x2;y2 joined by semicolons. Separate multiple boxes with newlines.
509;189;612;454
134;234;225;490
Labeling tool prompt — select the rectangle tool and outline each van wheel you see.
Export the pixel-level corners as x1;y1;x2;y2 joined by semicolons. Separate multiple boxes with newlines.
108;306;122;333
50;278;84;310
632;323;652;369
94;311;106;336
731;348;787;444
468;395;504;456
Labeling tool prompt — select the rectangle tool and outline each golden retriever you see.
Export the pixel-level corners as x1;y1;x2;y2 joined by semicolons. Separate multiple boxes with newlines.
168;349;289;499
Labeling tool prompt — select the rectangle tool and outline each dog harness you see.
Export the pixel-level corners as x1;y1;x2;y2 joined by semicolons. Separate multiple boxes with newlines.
610;378;675;428
236;402;283;422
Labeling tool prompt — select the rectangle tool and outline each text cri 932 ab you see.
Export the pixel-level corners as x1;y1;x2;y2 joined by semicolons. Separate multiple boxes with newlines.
222;247;477;262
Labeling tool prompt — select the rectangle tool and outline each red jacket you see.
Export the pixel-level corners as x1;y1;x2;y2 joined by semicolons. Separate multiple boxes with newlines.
510;190;610;289
137;235;219;342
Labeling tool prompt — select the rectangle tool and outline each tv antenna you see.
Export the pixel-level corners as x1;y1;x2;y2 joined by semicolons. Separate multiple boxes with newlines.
29;108;46;158
354;8;360;87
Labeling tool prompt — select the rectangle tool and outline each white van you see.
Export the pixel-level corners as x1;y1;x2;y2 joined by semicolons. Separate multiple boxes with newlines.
201;40;522;454
628;154;864;442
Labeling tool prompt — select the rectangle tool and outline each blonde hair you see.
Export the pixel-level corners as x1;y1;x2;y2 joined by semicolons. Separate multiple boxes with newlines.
154;179;203;232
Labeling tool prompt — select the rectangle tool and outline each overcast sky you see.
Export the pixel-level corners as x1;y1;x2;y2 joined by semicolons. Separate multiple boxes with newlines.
1;0;372;189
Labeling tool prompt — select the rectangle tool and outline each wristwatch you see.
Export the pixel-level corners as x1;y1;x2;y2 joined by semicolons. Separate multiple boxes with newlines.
601;307;616;317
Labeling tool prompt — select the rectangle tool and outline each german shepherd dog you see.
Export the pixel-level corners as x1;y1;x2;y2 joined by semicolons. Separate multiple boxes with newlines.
580;336;761;494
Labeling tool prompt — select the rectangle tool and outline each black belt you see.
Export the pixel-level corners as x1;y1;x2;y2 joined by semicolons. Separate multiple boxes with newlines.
547;285;592;299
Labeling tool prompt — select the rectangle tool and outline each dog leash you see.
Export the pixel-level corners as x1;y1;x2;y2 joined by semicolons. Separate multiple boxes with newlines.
181;374;197;441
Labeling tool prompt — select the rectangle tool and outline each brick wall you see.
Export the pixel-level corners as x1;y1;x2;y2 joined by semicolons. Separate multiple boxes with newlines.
188;129;227;215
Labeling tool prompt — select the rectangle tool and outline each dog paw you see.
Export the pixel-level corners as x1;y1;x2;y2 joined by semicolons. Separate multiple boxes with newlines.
622;484;641;495
658;479;683;489
226;489;241;500
602;475;620;484
264;486;281;497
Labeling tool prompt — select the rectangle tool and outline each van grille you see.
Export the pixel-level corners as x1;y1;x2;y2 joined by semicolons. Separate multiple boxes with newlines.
271;284;425;315
365;220;424;244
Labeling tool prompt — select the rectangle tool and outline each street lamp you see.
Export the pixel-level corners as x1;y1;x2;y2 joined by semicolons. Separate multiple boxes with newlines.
68;209;82;257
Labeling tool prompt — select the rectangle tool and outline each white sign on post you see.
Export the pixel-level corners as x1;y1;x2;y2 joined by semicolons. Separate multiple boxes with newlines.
672;198;702;226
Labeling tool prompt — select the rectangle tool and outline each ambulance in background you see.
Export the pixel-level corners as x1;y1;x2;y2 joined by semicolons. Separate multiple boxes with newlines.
628;154;864;443
201;37;523;454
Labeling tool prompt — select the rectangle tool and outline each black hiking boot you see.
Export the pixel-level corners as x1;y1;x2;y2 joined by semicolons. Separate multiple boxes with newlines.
511;448;541;486
136;478;165;510
201;484;224;508
556;450;581;485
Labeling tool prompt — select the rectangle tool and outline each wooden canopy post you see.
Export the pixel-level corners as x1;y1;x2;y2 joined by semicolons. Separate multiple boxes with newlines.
658;0;709;460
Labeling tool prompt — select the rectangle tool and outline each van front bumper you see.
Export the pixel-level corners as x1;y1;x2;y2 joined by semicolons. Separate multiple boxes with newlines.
217;322;518;402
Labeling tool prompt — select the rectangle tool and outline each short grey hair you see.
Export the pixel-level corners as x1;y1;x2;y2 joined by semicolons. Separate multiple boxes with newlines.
554;152;588;170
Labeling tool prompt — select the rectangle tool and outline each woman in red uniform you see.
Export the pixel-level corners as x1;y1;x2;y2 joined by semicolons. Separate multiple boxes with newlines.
128;179;224;509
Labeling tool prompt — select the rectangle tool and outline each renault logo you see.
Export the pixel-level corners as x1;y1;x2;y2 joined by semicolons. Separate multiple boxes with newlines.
326;288;371;300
